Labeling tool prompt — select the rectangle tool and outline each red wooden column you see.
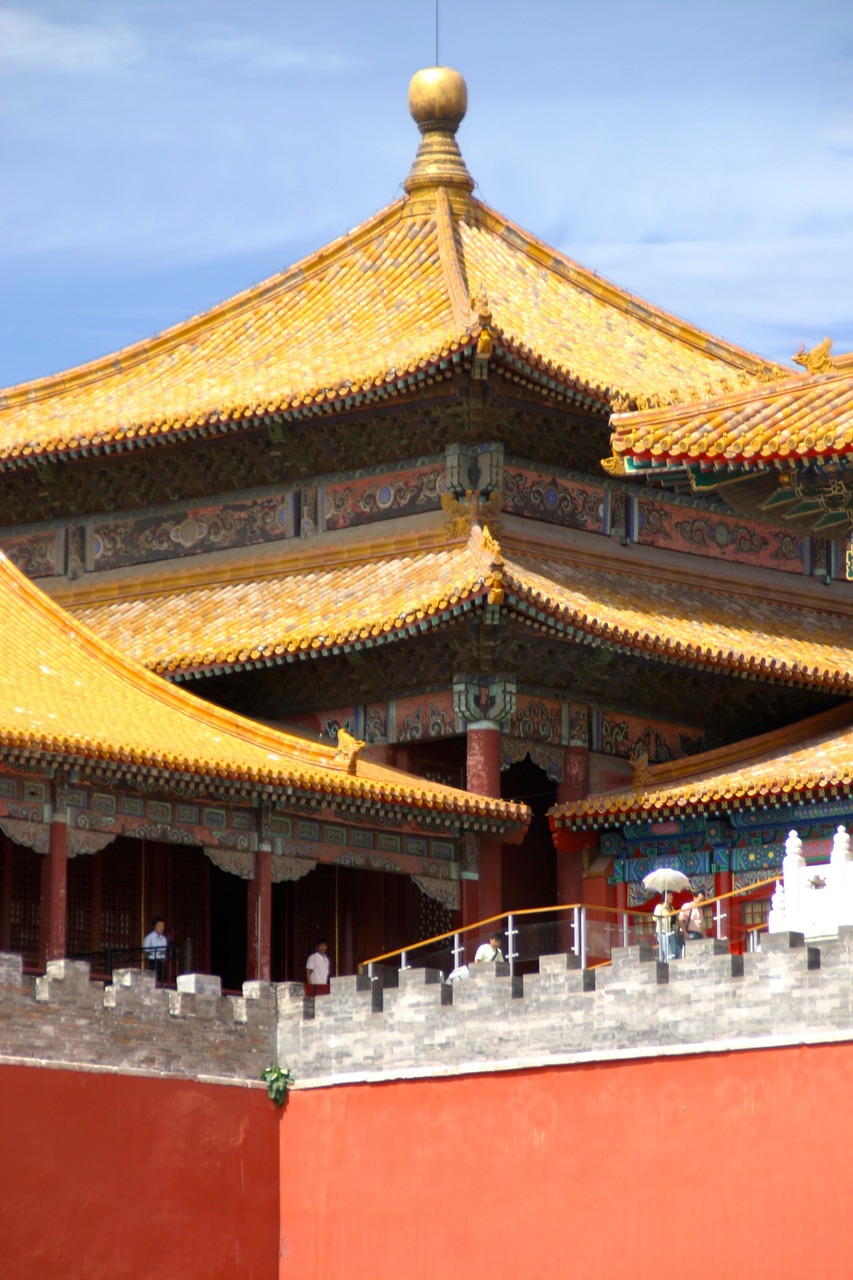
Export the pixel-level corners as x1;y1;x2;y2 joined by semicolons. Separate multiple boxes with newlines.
40;784;69;965
247;848;272;981
466;719;503;923
715;868;734;946
555;743;590;911
247;805;273;981
454;674;516;929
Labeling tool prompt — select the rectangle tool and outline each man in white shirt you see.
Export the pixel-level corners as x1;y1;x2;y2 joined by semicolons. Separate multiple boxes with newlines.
142;916;168;981
305;939;331;992
474;931;504;963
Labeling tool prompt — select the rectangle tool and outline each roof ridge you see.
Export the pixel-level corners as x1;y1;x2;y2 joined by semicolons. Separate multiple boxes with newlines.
468;198;783;382
611;366;852;435
433;186;473;331
0;550;336;766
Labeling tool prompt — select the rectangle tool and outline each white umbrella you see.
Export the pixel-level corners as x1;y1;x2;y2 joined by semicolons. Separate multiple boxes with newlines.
643;867;691;962
642;868;691;895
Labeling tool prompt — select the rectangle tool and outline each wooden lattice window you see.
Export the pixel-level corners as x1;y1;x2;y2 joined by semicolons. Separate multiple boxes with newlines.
67;854;95;954
6;841;42;961
419;892;453;943
100;838;141;949
169;845;210;973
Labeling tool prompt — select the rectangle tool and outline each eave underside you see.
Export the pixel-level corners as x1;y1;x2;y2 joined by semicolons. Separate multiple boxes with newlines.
0;390;610;527
178;621;840;748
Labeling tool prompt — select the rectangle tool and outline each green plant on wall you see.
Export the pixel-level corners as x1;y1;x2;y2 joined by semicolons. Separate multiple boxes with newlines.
261;1063;295;1107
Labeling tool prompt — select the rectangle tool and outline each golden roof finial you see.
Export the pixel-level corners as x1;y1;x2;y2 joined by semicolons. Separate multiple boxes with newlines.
404;67;475;215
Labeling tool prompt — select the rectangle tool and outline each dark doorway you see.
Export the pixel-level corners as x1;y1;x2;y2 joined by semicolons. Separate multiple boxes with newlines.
271;863;438;980
210;864;247;991
501;755;557;911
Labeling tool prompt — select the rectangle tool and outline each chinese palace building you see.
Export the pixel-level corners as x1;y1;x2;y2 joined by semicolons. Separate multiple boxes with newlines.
1;66;852;983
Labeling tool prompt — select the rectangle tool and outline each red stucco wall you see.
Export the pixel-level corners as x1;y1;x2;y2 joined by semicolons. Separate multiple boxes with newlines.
280;1042;853;1280
0;1065;278;1280
5;1043;853;1280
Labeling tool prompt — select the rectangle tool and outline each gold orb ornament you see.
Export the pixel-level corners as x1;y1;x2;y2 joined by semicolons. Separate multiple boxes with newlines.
408;67;468;131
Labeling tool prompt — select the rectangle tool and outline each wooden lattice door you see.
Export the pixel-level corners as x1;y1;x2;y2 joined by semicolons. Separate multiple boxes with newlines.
0;834;41;964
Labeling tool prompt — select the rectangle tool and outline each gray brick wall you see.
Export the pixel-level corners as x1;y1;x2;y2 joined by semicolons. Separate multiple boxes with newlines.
0;955;276;1082
3;931;853;1088
278;931;853;1083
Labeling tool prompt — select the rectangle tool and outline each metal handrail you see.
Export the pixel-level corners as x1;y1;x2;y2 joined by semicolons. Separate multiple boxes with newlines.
359;874;782;974
67;939;191;982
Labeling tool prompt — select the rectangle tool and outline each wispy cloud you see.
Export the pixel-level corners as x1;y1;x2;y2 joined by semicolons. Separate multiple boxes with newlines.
0;7;143;74
190;33;364;74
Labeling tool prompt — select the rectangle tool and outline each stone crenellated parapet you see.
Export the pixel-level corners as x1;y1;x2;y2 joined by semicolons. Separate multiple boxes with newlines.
4;932;853;1089
278;931;853;1083
0;955;276;1081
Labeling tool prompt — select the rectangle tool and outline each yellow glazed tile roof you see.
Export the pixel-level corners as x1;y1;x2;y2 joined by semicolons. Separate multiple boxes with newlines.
611;366;853;468
0;203;465;466
0;550;527;826
0;175;783;468
65;525;853;693
457;204;780;405
69;536;492;674
551;702;853;828
499;548;853;692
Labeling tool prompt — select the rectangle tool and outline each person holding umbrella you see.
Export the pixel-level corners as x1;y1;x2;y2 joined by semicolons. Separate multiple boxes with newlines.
642;868;692;962
653;891;679;960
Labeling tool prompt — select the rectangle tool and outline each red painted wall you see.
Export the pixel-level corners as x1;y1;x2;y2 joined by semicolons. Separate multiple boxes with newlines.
6;1042;853;1280
280;1043;853;1280
0;1065;279;1280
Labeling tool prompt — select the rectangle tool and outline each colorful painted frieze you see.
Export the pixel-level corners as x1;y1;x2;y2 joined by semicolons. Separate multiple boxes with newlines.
590;709;704;763
636;498;805;573
393;691;456;742
323;464;444;531
1;528;64;579
90;493;296;572
503;465;605;533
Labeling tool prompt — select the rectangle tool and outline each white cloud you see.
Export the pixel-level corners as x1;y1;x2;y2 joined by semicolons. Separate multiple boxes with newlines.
0;7;143;74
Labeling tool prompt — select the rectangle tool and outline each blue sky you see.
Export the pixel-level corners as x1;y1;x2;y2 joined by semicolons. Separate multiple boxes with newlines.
1;0;852;387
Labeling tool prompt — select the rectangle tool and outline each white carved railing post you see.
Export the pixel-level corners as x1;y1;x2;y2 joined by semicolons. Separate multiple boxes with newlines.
829;825;852;933
782;829;806;933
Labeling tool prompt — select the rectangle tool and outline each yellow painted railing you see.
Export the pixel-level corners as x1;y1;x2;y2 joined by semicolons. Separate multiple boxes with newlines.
360;873;781;976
